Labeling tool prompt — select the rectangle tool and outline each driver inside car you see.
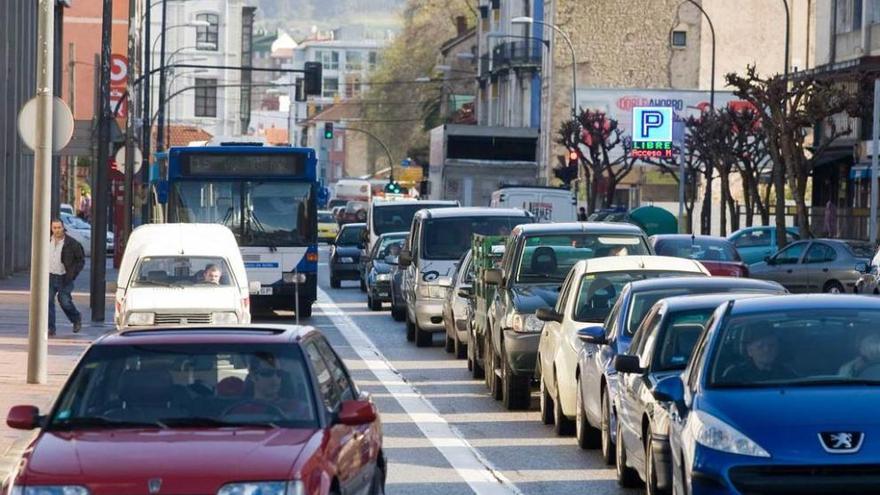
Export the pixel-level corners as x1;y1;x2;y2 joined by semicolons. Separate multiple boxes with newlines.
839;333;880;378
223;353;308;417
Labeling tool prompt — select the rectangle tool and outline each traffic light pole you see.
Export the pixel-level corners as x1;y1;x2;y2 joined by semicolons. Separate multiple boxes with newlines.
336;125;395;182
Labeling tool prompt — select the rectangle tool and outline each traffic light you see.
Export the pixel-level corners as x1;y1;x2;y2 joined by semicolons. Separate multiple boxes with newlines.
323;122;334;140
384;181;402;194
303;61;322;96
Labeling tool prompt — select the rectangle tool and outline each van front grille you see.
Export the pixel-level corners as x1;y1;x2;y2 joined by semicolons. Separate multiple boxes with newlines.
154;313;213;325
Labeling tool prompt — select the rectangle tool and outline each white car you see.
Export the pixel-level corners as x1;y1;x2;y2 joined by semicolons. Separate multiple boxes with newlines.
60;213;93;256
535;256;709;435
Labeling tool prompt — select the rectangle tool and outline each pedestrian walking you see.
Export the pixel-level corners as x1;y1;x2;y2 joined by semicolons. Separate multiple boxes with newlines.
49;219;84;336
823;198;838;238
577;207;588;221
78;189;92;222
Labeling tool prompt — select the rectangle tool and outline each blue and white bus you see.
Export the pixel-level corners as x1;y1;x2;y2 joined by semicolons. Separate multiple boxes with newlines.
162;144;318;318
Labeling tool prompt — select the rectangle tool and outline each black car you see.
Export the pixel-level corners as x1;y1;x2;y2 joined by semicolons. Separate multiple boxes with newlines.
611;293;771;493
330;223;366;288
364;231;408;311
390;253;407;321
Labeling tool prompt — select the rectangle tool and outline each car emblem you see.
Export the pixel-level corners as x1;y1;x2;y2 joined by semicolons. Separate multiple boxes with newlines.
148;478;162;494
180;318;188;325
819;432;864;454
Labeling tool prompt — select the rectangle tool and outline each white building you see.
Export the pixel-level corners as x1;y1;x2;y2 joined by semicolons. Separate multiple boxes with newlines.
148;0;256;140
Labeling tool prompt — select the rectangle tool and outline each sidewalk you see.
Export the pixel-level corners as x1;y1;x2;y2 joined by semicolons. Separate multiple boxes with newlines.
0;259;115;482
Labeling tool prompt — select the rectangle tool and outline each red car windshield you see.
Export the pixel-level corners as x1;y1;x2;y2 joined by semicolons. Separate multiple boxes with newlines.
48;344;319;429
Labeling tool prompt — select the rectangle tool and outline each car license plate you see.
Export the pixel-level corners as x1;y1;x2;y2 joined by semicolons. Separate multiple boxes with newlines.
339;257;354;263
378;292;389;297
259;287;273;295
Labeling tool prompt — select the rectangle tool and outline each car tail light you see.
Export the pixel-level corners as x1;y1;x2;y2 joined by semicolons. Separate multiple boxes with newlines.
306;252;319;262
242;297;250;310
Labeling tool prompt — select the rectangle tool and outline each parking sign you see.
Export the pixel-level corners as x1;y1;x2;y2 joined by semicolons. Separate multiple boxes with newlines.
632;107;673;143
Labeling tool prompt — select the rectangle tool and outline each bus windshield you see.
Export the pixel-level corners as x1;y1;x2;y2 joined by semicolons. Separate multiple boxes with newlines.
169;181;315;247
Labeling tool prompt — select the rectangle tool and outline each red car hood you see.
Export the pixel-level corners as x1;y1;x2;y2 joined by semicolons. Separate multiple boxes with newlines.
19;428;320;494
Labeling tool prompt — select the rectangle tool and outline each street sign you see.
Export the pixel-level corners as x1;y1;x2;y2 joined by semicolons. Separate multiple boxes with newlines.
114;145;143;175
110;54;128;117
631;106;674;158
17;96;74;153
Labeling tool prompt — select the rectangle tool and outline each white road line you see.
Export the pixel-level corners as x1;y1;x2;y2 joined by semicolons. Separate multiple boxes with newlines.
317;288;522;495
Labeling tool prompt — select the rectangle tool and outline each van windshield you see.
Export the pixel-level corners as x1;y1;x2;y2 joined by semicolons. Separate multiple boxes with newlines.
373;203;456;236
133;256;234;287
422;216;528;260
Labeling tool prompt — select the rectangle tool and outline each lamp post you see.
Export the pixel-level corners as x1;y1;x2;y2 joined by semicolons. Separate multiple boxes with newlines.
681;0;715;111
511;16;577;118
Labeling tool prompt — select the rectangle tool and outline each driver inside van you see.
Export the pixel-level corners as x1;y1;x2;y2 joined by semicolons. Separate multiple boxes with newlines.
202;264;222;285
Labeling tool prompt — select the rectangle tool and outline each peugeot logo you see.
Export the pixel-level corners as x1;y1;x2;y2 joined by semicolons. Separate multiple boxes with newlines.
819;432;864;454
148;478;163;494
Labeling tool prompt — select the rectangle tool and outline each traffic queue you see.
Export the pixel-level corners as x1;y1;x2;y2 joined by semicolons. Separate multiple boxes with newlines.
330;194;880;495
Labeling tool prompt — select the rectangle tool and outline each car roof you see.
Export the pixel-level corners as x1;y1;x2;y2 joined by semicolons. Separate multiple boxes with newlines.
574;256;708;274
96;325;317;346
125;223;238;257
727;294;880;316
372;199;457;207
516;222;645;235
416;207;530;219
628;276;784;292
341;223;366;229
659;292;778;312
651;234;732;243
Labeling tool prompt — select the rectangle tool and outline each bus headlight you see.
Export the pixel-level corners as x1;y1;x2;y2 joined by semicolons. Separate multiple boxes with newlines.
212;312;239;324
126;312;154;326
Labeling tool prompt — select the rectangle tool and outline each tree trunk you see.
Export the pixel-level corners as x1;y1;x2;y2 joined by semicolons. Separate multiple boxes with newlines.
719;168;729;237
604;173;617;210
760;180;771;225
740;170;754;227
700;162;713;235
770;144;787;248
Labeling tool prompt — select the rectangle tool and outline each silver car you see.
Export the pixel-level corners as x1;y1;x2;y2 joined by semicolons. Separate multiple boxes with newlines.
749;239;872;293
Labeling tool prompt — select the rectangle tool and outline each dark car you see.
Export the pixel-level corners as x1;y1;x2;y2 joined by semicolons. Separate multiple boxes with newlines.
749;238;872;293
573;277;786;466
611;293;772;493
389;235;409;321
2;325;385;495
482;222;652;410
667;295;880;495
330;223;366;288
364;231;407;311
650;234;749;277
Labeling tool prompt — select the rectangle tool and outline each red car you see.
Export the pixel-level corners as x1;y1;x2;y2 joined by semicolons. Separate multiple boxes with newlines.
4;326;385;495
650;234;749;277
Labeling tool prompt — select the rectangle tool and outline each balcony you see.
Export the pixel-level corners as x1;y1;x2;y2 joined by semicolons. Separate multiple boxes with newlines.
488;41;542;74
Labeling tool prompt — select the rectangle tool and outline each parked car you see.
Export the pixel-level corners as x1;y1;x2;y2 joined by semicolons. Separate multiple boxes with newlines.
363;231;407;311
727;226;800;265
611;292;773;493
329;223;366;288
317;209;339;243
650;234;749;277
389;235;409;321
443;249;474;358
115;224;251;329
60;213;115;256
749;238;872;293
666;295;880;494
2;325;386;495
398;207;533;347
570;277;786;465
482;222;655;411
856;245;880;294
536;256;709;430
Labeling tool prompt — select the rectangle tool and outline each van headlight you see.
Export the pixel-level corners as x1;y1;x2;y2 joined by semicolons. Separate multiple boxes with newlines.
126;312;154;326
217;481;302;495
510;313;544;333
376;273;391;282
417;283;447;299
687;410;770;458
12;486;91;495
212;312;239;324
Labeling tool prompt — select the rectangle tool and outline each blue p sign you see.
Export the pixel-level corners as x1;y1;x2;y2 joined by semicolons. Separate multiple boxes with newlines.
632;107;673;142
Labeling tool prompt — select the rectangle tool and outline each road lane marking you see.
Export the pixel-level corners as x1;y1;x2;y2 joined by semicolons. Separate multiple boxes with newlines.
317;288;522;495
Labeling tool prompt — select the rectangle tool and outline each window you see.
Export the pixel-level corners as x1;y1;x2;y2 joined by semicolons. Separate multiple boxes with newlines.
733;229;770;248
304;341;341;410
193;78;217;117
671;30;687;48
314;338;355;403
196;13;219;51
773;242;807;265
316;50;339;70
805;243;837;264
368;51;379;69
323;77;339;98
346;51;364;70
837;0;865;33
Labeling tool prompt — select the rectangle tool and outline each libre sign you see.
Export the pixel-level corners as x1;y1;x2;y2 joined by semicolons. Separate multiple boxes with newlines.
631;106;673;158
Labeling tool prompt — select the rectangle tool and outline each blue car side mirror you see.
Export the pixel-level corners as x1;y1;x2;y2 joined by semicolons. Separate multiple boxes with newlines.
652;375;685;403
577;325;606;345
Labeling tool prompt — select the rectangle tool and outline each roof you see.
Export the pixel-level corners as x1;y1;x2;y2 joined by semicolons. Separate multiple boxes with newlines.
575;256;708;275
126;224;238;257
728;294;880;315
496;185;570;192
152;125;213;148
516;222;645;235
660;292;780;312
97;325;316;346
378;231;409;239
308;102;364;124
341;223;366;229
416;207;532;219
628;277;785;293
440;27;476;55
372;199;458;208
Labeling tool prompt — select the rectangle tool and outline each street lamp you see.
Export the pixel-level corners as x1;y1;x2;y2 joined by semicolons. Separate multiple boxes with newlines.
151;21;209;55
680;0;716;111
512;16;578;118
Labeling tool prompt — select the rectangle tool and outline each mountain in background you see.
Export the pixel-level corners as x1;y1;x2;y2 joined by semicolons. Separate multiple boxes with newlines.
251;0;404;33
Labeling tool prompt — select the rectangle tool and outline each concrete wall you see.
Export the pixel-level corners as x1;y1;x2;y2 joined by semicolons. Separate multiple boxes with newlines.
0;1;37;278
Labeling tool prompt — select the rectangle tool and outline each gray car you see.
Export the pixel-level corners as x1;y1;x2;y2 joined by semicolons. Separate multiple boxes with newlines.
749;238;872;293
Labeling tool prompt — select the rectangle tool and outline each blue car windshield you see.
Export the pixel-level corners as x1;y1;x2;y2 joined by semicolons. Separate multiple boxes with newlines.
708;309;880;388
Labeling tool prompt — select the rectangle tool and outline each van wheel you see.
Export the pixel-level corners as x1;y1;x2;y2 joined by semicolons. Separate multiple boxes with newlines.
330;276;340;289
391;306;406;321
415;323;432;347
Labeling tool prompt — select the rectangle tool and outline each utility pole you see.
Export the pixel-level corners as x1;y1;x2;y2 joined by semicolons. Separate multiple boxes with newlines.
28;0;55;384
91;0;113;322
124;0;139;248
51;1;65;219
141;1;152;224
68;42;76;203
155;0;170;153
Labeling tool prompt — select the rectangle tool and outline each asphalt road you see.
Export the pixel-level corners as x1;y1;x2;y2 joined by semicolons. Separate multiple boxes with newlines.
254;245;640;495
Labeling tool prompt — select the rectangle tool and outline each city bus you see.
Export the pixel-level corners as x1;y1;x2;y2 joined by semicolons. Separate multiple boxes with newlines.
161;144;319;318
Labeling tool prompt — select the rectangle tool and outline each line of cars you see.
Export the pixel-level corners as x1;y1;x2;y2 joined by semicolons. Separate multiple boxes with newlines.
335;205;880;494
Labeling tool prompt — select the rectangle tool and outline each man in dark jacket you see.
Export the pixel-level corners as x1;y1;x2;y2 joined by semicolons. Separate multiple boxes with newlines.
49;219;85;336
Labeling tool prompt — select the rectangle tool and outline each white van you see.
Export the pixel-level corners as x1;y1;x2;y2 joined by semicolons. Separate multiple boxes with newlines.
115;224;251;329
490;186;577;223
365;199;458;252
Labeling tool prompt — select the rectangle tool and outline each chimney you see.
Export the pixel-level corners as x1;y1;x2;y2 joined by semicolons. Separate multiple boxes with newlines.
456;16;467;36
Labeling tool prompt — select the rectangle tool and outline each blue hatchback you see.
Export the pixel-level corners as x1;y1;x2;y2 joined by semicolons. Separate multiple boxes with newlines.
666;295;880;494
